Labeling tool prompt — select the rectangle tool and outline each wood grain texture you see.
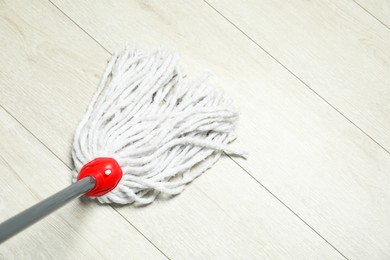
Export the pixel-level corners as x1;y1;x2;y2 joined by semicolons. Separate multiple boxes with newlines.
0;0;343;259
206;0;390;151
354;0;390;27
44;0;390;259
0;108;165;259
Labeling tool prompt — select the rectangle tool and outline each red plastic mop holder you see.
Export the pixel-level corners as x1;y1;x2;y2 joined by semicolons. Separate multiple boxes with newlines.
77;157;123;197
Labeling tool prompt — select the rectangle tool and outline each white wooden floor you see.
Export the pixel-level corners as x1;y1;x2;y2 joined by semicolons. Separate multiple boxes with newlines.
0;0;389;259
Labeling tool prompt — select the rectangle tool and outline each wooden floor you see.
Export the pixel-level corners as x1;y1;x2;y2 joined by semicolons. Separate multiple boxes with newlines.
0;0;389;259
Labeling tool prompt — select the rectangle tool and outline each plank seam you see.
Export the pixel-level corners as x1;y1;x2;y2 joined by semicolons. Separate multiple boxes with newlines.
202;0;390;156
351;0;390;30
226;153;349;260
0;103;170;260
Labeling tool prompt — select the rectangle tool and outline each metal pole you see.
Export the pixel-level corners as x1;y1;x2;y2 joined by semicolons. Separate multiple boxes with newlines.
0;176;96;244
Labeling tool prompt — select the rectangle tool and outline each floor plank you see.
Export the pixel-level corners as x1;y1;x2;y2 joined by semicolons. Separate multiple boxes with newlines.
0;107;165;259
43;0;390;259
0;0;343;259
206;0;390;151
354;0;390;27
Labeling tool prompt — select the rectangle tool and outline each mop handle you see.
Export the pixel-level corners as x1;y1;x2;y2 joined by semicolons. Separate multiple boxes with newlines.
0;176;96;244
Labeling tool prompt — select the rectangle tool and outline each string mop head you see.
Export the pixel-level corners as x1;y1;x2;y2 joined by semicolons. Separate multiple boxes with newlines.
71;46;243;205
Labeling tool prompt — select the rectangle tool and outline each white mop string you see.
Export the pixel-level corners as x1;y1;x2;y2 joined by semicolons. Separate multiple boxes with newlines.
72;46;244;205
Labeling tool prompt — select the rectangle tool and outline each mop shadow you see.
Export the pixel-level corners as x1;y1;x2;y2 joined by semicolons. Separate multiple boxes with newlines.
107;193;179;209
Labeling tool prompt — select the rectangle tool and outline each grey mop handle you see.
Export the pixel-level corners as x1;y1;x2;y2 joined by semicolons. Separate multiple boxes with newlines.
0;176;96;244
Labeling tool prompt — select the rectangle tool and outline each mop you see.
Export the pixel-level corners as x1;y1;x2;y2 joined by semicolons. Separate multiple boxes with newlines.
0;45;243;243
